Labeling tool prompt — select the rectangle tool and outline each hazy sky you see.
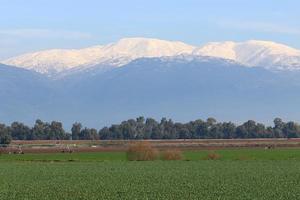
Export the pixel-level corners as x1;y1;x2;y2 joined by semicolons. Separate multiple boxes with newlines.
1;0;299;59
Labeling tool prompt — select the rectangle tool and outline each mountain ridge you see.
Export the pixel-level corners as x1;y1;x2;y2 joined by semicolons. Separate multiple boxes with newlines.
2;38;195;75
3;37;300;76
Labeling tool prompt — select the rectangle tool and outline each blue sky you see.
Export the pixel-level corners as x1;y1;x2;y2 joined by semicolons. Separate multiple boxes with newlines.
0;0;299;59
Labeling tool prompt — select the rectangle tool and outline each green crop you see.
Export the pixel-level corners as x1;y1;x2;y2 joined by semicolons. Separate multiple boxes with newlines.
1;159;300;199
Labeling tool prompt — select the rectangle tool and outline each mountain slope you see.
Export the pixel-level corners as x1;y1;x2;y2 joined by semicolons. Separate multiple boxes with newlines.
2;56;300;129
44;57;300;128
0;64;54;123
193;40;300;70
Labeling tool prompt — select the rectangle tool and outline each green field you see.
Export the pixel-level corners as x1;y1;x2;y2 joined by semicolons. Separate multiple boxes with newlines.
1;149;300;199
1;149;300;162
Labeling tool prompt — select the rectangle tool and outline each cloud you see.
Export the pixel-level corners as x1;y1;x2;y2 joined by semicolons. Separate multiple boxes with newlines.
0;29;93;40
218;20;300;35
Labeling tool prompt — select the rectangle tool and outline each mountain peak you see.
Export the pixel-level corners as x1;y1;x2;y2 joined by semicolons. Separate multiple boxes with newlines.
193;40;300;70
102;37;195;58
243;40;300;56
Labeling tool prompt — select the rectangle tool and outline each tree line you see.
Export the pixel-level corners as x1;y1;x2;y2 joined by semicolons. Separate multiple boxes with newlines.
1;117;300;144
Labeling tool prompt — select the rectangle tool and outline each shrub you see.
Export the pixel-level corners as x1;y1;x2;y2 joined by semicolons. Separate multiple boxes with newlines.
161;149;183;160
204;152;221;160
127;141;159;161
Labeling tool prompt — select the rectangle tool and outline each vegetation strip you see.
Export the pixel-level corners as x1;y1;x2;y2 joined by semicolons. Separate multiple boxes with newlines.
1;117;300;145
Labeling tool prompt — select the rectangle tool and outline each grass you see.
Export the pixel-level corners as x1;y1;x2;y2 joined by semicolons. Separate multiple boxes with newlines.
184;148;300;161
1;148;300;199
1;148;300;162
0;152;127;162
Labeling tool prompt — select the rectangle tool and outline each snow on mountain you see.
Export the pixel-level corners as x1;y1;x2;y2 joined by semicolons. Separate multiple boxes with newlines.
3;38;300;76
2;38;195;75
193;40;300;70
99;38;195;58
2;46;105;74
192;41;237;60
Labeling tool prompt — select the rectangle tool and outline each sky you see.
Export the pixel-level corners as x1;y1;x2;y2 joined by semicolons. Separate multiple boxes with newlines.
0;0;300;60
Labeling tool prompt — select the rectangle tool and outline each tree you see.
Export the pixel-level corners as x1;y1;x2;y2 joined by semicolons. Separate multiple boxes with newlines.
222;122;236;139
136;117;145;139
254;123;266;138
144;118;159;139
31;119;46;140
244;120;257;138
283;122;300;138
194;119;208;139
235;125;247;138
235;120;259;138
109;125;123;139
274;118;284;129
50;121;66;140
121;120;137;139
273;118;284;138
79;128;99;140
90;128;99;140
208;123;223;139
2;117;300;141
10;122;31;140
72;122;82;140
207;118;217;126
0;123;11;145
99;127;110;140
178;127;190;139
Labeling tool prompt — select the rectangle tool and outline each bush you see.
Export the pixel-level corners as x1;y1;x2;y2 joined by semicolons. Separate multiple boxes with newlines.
127;141;159;161
161;149;183;160
204;152;221;160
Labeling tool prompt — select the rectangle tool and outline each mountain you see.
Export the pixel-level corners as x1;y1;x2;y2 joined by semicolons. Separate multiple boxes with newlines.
2;38;300;76
193;40;300;70
2;38;195;76
1;56;300;129
2;38;300;129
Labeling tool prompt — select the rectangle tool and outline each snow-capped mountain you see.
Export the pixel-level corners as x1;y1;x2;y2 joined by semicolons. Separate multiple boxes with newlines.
2;38;195;75
2;37;300;77
3;37;300;128
193;40;300;70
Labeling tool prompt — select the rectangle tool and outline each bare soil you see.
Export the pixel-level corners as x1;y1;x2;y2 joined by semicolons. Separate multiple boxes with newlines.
1;138;298;154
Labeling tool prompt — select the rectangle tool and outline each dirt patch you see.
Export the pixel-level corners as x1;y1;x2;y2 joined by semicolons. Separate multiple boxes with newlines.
2;139;300;154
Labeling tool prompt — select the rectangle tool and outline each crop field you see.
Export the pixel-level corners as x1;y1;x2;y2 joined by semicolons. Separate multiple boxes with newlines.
0;148;300;199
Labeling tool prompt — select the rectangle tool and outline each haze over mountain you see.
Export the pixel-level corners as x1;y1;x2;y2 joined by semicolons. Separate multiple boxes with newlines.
1;37;300;128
